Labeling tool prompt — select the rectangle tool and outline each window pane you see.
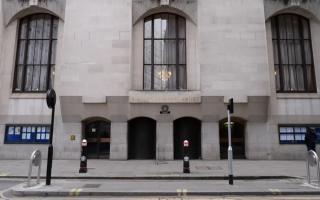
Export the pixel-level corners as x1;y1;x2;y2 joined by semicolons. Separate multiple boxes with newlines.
39;66;48;91
306;65;315;91
280;40;288;64
282;65;290;91
296;65;305;91
278;16;287;39
52;18;59;39
271;18;277;39
294;40;302;64
287;40;295;64
289;65;297;91
154;65;162;90
27;40;35;64
143;65;152;90
35;16;44;39
51;40;57;64
28;17;37;39
285;15;294;39
24;65;33;91
292;16;300;39
41;41;50;64
15;65;23;91
167;65;176;89
43;15;52;39
178;17;186;38
165;40;176;64
179;40;186;64
17;41;26;64
154;15;162;38
32;65;40;91
179;65;187;89
304;40;312;64
161;14;168;38
154;40;163;64
144;19;152;38
144;40;151;64
19;18;28;39
274;65;280;91
272;40;279;64
168;14;176;38
302;18;309;39
34;40;42;64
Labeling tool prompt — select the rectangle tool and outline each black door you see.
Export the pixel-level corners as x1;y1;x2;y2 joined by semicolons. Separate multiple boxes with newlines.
219;119;245;159
128;117;156;159
85;120;110;159
174;117;201;159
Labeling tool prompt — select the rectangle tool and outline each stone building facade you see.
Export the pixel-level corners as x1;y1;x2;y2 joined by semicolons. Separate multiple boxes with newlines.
0;0;319;160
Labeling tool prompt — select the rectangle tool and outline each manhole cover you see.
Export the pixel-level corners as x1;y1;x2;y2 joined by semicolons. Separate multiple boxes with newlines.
195;166;222;170
82;184;101;188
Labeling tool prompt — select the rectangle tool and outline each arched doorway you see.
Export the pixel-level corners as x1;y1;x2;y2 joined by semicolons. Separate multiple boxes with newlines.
219;117;246;159
83;118;111;159
174;117;201;159
128;117;156;159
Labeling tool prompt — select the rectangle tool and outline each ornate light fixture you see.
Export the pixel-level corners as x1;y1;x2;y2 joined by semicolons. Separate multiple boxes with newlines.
157;70;172;81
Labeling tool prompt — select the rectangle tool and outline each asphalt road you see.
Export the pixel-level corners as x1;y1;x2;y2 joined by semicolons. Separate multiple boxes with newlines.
3;196;320;200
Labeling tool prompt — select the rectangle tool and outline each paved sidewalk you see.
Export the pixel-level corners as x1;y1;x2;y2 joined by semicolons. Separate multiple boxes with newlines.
8;179;320;197
0;160;309;179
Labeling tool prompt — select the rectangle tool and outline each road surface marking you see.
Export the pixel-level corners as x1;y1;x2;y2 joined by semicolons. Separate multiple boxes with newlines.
182;188;187;196
269;188;281;195
69;188;82;196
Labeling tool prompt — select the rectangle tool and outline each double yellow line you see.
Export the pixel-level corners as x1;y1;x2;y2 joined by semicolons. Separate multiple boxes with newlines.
176;188;188;196
69;188;82;196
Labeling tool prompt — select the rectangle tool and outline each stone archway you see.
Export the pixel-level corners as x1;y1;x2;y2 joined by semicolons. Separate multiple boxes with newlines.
174;117;201;159
128;117;156;159
219;117;246;159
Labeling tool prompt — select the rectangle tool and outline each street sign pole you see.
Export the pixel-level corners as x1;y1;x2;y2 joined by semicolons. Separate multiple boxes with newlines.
227;108;233;185
45;89;56;186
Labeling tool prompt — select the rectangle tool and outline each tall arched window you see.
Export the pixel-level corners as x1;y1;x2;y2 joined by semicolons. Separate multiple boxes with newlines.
13;14;58;92
271;14;316;93
144;13;186;90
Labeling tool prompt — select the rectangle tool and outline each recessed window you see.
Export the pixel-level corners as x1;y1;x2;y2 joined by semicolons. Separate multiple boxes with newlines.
13;14;58;93
279;125;320;144
271;14;316;93
4;124;50;144
144;13;186;90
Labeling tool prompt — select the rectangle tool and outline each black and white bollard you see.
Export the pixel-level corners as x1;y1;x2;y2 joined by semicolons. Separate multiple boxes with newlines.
79;139;88;173
183;140;190;173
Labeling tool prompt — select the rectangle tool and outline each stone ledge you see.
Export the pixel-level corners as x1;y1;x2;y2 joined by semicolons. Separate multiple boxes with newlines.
129;90;201;103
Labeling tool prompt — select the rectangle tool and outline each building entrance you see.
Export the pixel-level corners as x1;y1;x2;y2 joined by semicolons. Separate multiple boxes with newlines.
84;119;110;159
174;117;201;159
128;117;156;159
219;117;246;159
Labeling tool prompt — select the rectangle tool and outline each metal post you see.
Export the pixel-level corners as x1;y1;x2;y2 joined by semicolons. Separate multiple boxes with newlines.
183;140;190;173
307;156;311;184
227;109;233;185
46;106;55;185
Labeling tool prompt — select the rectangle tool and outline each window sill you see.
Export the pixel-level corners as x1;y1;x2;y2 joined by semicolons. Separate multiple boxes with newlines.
10;93;46;99
129;90;201;103
276;93;320;99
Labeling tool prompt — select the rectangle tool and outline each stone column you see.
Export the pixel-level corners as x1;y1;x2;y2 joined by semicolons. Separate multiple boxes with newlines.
110;122;127;160
201;122;220;160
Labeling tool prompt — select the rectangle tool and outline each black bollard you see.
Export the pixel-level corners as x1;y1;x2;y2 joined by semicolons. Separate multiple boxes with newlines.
183;140;190;173
79;139;88;173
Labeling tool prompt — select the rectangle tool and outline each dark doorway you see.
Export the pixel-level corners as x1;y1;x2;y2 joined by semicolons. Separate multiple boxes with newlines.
219;118;246;159
128;117;156;159
174;117;201;159
84;119;110;159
